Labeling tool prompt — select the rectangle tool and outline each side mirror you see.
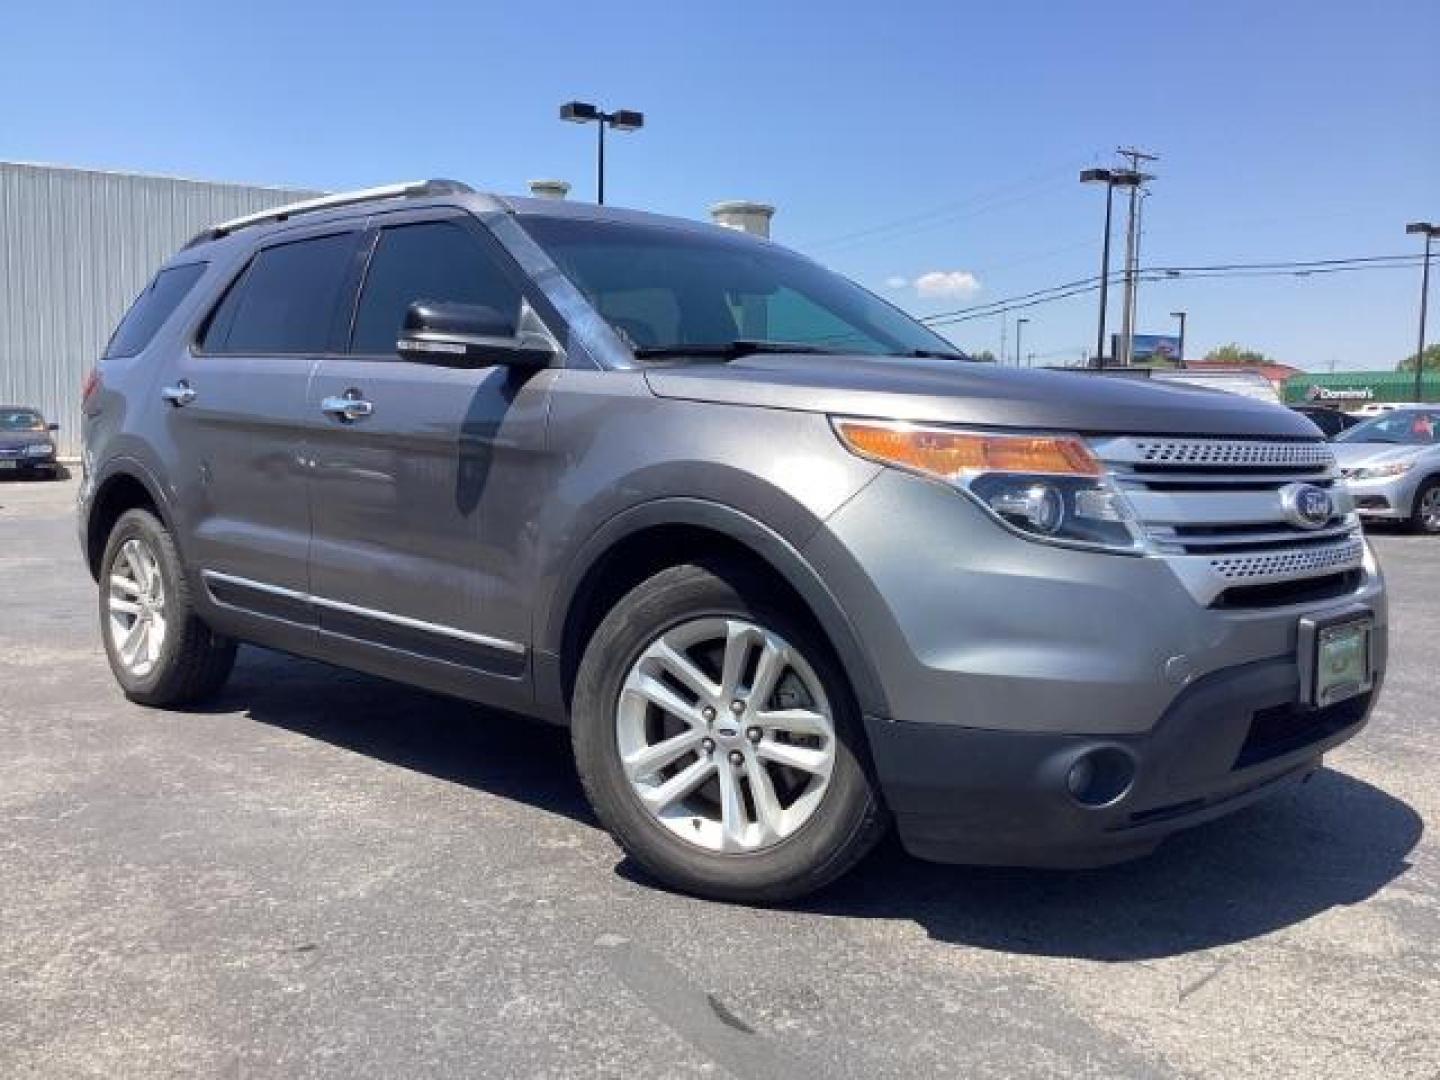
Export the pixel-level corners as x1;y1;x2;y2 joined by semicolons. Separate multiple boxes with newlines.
47;422;59;432
396;301;555;370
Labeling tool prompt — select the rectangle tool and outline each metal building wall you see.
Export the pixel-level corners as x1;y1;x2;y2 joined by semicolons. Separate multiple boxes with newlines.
0;162;318;457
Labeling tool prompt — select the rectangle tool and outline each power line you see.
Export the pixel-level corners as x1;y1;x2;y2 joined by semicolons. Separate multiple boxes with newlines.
801;165;1080;253
919;254;1426;327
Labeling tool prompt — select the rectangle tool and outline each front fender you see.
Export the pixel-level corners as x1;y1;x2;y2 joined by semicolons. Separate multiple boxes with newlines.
534;495;890;722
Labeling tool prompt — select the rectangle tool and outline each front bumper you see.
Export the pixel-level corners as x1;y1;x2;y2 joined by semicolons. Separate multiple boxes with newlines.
803;466;1387;866
1347;473;1416;520
0;454;58;476
865;658;1376;866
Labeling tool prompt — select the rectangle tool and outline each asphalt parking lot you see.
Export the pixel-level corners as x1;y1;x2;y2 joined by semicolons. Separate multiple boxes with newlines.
1;476;1437;1079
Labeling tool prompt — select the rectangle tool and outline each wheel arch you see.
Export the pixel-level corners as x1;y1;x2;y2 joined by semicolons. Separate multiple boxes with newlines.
84;460;178;580
538;498;889;723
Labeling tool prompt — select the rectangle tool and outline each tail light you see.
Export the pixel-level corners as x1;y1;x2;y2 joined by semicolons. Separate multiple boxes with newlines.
81;366;102;405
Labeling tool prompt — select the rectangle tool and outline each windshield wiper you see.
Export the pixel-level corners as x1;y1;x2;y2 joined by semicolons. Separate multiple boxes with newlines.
904;348;970;361
632;339;842;361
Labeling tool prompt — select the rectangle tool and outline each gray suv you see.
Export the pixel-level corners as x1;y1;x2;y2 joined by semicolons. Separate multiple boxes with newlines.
80;180;1387;902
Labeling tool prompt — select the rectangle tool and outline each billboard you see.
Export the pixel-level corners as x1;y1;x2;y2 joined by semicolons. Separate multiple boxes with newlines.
1130;334;1182;363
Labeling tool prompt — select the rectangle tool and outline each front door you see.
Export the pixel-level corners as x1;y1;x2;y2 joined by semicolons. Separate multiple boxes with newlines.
305;213;555;703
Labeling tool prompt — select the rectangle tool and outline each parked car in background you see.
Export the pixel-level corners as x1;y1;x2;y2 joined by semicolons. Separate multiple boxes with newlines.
1355;401;1428;417
1332;407;1440;533
0;407;61;479
1150;368;1282;403
78;182;1387;902
1292;405;1362;438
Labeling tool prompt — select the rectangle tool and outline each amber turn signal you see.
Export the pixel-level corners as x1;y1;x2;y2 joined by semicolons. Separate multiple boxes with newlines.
835;421;1103;479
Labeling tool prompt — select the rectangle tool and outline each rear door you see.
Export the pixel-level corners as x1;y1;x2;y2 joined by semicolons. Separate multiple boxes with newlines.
163;226;362;629
305;210;556;704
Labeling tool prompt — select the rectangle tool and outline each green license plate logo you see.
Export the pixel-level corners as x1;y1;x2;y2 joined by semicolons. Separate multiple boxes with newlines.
1316;621;1370;705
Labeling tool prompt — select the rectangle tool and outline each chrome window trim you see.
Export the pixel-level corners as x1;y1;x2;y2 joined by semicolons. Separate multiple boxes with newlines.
200;570;526;656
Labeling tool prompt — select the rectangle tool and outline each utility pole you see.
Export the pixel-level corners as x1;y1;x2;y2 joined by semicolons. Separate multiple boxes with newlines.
1015;318;1029;368
999;315;1007;367
1116;147;1158;366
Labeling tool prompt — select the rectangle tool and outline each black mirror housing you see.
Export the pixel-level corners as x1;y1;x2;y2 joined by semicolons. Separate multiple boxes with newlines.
47;422;59;432
396;301;554;370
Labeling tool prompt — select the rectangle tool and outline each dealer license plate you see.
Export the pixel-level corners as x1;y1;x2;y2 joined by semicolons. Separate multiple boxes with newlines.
1313;617;1373;707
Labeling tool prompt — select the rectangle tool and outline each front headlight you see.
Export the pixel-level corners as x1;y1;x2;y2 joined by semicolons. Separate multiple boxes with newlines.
1349;461;1413;480
832;419;1145;554
23;443;53;457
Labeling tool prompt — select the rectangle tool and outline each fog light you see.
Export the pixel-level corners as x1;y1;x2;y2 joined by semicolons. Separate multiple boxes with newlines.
1066;748;1136;807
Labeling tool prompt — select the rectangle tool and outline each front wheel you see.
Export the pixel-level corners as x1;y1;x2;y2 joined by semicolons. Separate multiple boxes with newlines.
571;559;887;903
1409;479;1440;535
99;509;237;706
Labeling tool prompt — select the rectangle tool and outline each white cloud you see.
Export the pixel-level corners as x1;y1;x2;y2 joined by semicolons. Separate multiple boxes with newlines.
884;275;909;290
913;270;981;299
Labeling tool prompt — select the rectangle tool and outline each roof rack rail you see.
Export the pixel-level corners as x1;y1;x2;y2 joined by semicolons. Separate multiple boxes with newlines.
185;178;475;247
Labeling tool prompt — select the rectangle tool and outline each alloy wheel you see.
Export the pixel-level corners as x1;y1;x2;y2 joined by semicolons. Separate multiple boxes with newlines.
107;537;168;677
1422;487;1440;532
615;617;837;854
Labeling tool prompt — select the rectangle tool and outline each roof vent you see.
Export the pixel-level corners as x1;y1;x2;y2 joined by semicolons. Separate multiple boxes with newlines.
528;179;571;200
710;200;775;238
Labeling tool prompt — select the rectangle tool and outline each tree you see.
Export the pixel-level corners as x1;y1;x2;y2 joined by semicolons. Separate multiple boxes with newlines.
1397;344;1440;372
1203;343;1268;365
969;349;997;363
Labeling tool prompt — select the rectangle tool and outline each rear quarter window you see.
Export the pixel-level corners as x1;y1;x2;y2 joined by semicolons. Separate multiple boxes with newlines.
104;262;208;358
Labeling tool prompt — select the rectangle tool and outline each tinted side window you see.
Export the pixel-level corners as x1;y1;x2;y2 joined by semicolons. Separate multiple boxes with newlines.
202;233;355;354
351;221;522;354
104;262;207;358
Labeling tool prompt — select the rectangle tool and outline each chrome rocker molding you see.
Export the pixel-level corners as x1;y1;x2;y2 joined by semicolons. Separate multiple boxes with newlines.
200;570;526;656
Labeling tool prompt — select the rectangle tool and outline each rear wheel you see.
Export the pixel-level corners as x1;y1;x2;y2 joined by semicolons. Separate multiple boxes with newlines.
99;509;237;706
1409;479;1440;534
571;559;887;903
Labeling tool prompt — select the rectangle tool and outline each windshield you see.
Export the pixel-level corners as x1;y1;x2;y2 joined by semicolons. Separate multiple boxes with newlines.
1334;408;1440;445
0;409;44;432
520;216;965;360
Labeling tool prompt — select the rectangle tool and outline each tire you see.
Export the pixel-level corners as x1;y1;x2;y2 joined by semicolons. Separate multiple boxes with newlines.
98;508;237;707
571;558;887;903
1409;478;1440;535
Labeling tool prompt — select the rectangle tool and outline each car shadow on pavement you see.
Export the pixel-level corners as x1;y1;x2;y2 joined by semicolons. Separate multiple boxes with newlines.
799;768;1422;960
225;649;1421;962
221;647;599;829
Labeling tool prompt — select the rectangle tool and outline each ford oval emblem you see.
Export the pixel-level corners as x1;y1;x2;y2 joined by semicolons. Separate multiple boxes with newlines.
1280;483;1334;530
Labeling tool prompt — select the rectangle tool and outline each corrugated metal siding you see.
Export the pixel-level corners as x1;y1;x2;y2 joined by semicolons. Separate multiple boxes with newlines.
0;163;318;456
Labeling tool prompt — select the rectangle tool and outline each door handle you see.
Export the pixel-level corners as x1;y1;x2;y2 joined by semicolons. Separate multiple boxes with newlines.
160;381;197;407
321;390;374;423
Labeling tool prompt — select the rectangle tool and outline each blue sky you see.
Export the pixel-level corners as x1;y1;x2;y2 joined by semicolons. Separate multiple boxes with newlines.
4;0;1436;369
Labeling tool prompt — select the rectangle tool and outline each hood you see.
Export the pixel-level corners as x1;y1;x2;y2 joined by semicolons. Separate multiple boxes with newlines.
644;355;1317;438
1330;440;1429;468
0;430;50;450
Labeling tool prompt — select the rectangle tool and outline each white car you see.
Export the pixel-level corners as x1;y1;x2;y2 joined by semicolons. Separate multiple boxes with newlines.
1332;407;1440;533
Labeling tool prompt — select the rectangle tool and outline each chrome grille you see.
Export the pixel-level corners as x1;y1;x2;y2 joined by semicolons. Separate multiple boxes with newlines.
1208;536;1365;581
1128;440;1334;468
1091;436;1365;606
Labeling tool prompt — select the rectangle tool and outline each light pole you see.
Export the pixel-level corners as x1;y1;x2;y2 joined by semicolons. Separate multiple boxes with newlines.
1170;310;1187;368
1080;167;1143;366
1015;318;1029;367
1407;222;1437;402
559;102;645;205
